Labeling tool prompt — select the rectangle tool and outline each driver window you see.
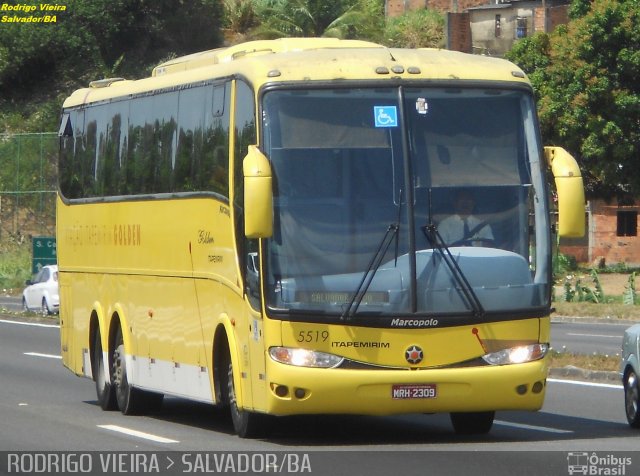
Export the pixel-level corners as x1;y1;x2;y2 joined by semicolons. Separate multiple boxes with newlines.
245;241;261;310
437;189;494;247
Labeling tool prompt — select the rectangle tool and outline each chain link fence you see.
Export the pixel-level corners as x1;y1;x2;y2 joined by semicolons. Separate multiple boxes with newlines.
0;133;57;243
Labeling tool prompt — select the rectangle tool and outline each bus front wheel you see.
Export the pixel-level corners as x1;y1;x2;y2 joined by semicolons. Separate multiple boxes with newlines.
450;411;495;435
227;359;268;438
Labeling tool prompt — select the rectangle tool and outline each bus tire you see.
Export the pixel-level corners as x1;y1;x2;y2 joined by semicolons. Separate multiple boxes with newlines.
450;411;495;435
112;326;163;415
227;359;268;438
94;329;117;411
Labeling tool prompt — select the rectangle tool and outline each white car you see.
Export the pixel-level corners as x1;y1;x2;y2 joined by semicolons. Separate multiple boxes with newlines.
22;264;59;315
620;323;640;428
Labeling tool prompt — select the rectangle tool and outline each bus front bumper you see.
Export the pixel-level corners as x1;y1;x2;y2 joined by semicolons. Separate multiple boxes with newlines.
261;356;549;416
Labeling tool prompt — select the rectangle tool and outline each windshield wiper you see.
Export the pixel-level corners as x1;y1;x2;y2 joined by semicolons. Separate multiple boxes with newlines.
422;223;485;318
394;189;403;266
341;223;399;321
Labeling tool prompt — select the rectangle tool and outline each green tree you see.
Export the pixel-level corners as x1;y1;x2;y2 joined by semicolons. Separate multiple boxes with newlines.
507;0;640;197
505;32;551;101
383;8;445;49
250;0;377;39
568;0;593;19
222;0;260;44
0;0;225;132
244;0;440;47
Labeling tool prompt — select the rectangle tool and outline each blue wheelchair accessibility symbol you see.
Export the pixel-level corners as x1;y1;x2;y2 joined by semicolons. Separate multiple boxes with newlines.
374;106;398;128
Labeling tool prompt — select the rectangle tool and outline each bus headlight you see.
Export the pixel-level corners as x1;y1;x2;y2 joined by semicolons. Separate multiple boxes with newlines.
269;347;344;368
481;343;548;366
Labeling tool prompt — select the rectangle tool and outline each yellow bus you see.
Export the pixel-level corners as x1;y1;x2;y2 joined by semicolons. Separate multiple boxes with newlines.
57;38;585;438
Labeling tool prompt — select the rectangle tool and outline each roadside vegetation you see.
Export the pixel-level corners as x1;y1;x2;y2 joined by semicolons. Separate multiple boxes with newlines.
552;252;640;320
549;252;636;375
549;350;619;373
0;240;31;292
553;301;639;321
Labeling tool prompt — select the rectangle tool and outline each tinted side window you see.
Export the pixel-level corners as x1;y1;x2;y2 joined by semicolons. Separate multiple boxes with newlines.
127;93;178;194
60;81;231;200
200;83;230;196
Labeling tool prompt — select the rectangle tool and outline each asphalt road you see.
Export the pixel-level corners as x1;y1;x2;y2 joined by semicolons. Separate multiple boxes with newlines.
1;316;639;476
0;295;22;312
550;319;628;356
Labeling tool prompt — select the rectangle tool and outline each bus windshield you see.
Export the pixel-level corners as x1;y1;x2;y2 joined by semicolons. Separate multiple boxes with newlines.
262;86;550;320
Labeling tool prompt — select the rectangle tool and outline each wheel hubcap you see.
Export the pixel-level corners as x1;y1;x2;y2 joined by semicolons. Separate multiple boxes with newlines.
112;345;124;388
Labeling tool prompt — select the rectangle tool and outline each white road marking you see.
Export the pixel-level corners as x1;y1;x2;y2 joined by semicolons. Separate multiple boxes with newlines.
494;378;623;434
548;377;622;389
0;318;59;329
24;352;61;359
494;420;573;434
567;332;621;339
97;424;179;444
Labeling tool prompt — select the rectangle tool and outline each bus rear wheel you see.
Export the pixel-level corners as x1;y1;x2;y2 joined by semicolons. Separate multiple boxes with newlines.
226;359;268;438
450;411;495;435
112;327;163;415
94;329;117;410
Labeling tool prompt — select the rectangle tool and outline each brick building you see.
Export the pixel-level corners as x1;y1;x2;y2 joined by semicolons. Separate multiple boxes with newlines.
561;199;640;267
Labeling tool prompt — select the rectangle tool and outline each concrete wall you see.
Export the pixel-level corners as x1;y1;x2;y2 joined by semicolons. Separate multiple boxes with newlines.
469;7;518;55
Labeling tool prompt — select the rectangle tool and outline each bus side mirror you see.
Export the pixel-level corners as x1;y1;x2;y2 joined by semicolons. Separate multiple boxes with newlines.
544;146;585;238
243;145;273;238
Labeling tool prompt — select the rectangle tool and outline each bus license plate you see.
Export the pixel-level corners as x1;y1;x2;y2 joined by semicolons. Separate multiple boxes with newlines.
392;384;437;399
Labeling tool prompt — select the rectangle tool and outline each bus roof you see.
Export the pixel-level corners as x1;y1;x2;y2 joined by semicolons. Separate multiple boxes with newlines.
62;38;530;108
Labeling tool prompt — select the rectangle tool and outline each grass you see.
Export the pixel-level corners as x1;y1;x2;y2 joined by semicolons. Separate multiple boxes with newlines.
552;269;640;320
553;301;640;321
551;270;635;374
549;350;619;373
0;240;31;293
